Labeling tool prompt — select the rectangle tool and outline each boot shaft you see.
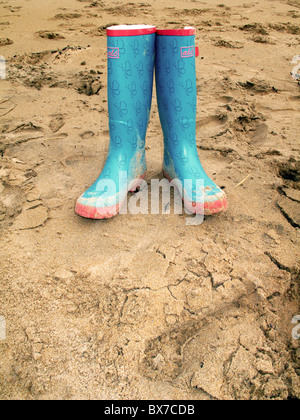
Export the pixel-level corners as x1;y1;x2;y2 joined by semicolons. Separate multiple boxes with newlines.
107;26;156;148
155;28;198;150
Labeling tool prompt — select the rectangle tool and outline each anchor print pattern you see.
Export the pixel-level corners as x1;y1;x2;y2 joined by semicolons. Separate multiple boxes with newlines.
80;33;155;201
155;32;228;208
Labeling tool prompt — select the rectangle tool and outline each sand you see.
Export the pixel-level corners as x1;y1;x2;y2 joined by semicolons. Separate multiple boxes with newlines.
0;0;299;400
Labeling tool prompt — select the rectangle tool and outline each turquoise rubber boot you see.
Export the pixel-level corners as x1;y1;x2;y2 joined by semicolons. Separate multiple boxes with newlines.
76;25;156;219
155;27;228;215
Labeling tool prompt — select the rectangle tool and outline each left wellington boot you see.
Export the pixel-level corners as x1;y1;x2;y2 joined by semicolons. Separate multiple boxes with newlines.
75;25;156;219
155;27;228;216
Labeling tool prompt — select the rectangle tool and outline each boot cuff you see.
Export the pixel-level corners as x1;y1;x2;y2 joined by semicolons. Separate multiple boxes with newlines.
157;27;196;36
107;24;156;37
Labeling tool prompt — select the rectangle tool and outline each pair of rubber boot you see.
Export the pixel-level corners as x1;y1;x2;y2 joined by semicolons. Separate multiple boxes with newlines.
75;25;228;219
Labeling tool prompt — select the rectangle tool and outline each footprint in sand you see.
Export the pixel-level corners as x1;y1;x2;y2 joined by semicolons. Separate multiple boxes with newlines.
0;185;23;223
214;39;244;49
53;13;82;20
13;202;48;230
289;95;300;101
80;131;95;140
0;38;13;46
217;96;234;104
38;31;65;40
49;115;65;133
196;113;228;129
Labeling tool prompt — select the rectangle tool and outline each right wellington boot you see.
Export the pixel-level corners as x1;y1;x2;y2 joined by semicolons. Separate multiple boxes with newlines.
155;27;228;216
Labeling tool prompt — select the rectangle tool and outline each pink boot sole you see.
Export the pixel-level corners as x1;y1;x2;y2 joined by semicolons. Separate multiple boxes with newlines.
163;171;228;216
75;172;146;220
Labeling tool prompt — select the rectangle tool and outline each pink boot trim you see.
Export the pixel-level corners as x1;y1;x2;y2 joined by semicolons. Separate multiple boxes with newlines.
163;171;228;216
75;172;146;220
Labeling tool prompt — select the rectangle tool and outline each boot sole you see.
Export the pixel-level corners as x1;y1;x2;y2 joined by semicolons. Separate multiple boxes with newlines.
163;171;228;216
75;172;146;220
